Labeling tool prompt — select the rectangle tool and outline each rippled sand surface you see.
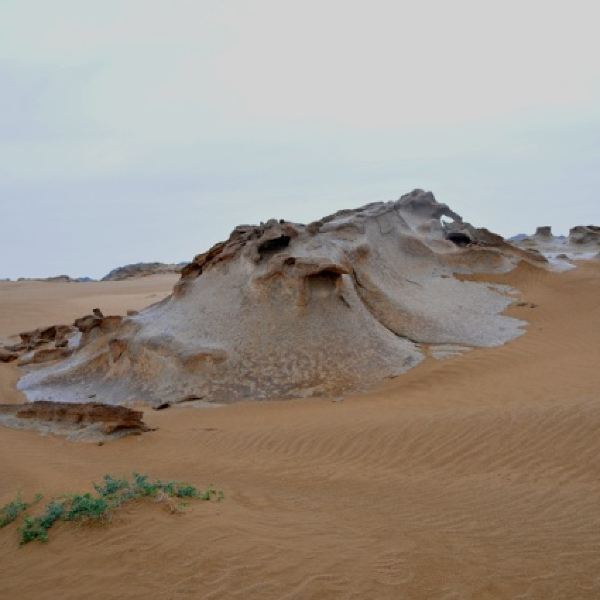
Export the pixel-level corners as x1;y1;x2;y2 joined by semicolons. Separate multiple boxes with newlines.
1;263;599;599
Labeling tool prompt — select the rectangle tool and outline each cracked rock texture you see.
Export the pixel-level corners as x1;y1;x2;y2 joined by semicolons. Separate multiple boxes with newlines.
19;190;534;406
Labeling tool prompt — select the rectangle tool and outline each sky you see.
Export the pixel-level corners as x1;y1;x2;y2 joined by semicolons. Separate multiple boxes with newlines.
1;0;599;279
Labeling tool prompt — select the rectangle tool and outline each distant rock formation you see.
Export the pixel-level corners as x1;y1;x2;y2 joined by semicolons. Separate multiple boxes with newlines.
15;275;94;283
0;401;149;441
102;262;184;281
19;190;540;406
508;233;528;242
512;223;600;267
569;225;600;245
534;226;553;239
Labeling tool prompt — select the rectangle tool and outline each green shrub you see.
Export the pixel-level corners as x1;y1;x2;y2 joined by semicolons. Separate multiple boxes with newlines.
65;494;109;522
175;484;198;498
19;501;65;544
0;493;41;528
93;475;129;497
20;516;49;544
39;501;65;529
1;473;223;546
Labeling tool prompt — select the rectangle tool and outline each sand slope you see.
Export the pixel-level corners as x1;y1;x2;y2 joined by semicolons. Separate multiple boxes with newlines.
1;264;600;599
0;274;179;337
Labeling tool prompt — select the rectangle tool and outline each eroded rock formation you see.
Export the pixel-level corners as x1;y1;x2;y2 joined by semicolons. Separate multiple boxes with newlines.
512;223;600;268
0;401;149;440
1;325;78;365
1;311;125;366
569;225;600;245
19;190;543;406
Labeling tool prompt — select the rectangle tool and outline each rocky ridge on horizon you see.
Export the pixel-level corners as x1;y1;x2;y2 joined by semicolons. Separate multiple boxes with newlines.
101;262;185;281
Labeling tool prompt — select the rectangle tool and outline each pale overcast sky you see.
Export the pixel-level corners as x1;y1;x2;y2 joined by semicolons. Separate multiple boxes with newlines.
1;0;599;279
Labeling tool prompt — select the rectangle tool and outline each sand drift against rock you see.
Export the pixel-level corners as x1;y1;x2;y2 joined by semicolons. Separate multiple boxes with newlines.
18;190;546;406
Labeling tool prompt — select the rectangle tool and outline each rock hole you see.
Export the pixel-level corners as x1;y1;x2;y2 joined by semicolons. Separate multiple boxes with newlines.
258;235;291;257
446;232;472;247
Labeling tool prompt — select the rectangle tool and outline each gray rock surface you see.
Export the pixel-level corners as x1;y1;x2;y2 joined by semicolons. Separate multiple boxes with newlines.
19;190;535;406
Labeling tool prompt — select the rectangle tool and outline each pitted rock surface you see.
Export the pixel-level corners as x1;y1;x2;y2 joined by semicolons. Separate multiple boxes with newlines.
18;190;540;406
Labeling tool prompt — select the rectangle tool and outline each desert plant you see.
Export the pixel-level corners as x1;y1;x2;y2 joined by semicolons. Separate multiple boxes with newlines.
19;500;65;544
0;493;41;528
1;473;223;546
93;475;129;497
65;493;110;522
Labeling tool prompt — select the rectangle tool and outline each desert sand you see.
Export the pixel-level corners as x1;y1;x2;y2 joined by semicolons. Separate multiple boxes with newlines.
1;260;599;599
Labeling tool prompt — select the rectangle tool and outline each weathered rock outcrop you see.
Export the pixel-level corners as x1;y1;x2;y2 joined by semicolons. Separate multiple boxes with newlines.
0;401;149;440
0;349;19;363
569;225;600;245
0;310;130;368
73;310;124;345
534;226;553;239
1;324;78;365
512;223;600;267
18;190;540;406
102;262;184;281
10;325;75;350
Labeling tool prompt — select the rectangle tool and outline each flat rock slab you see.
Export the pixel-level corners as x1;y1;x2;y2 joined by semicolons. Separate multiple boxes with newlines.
0;401;150;442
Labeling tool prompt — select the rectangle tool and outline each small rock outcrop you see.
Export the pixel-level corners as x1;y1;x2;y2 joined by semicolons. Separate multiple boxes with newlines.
569;225;600;245
0;401;149;440
18;189;536;407
2;325;78;364
534;226;553;239
0;310;129;367
0;349;19;363
512;223;600;267
102;262;184;281
73;311;123;342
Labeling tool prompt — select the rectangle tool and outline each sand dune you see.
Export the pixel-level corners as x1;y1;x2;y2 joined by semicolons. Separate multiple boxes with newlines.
0;274;178;338
1;263;600;598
